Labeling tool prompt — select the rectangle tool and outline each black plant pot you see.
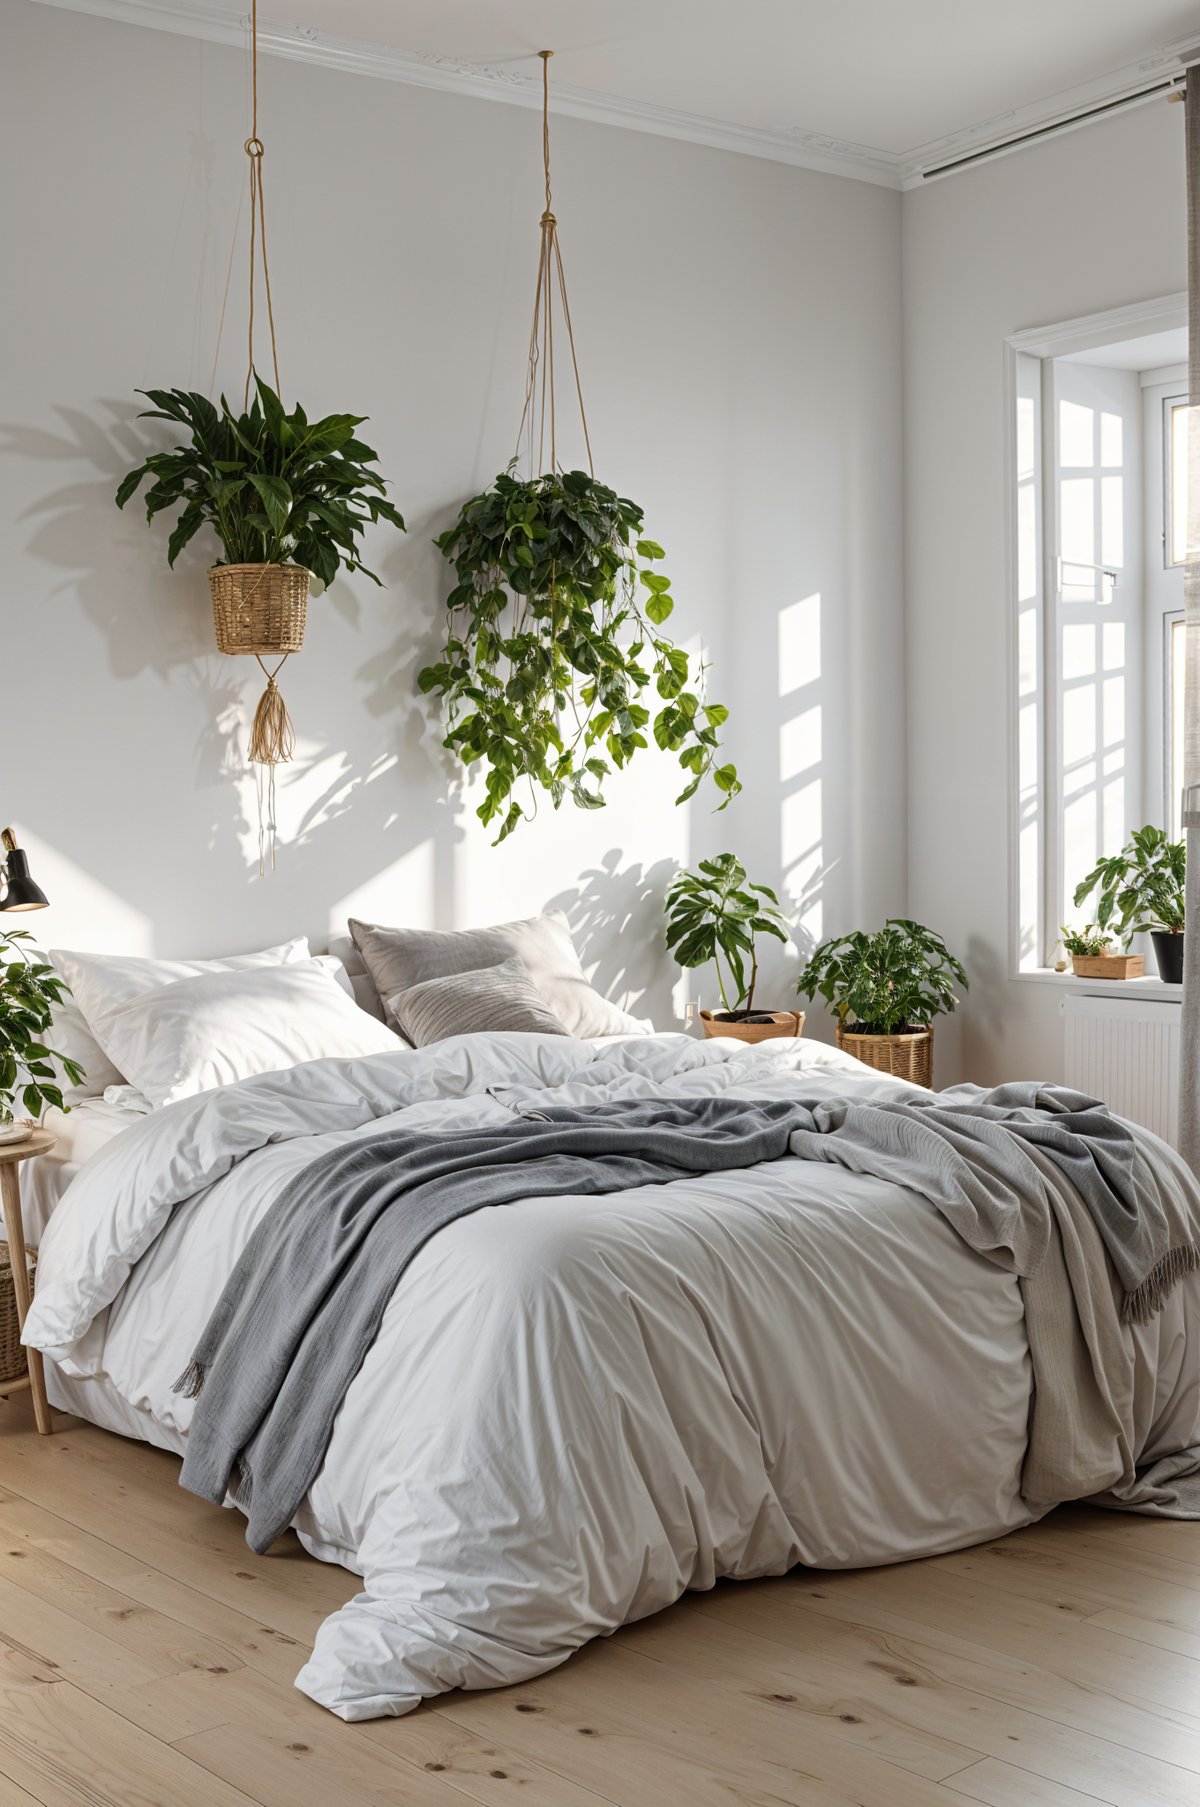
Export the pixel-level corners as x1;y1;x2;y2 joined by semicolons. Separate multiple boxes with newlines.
1151;930;1185;985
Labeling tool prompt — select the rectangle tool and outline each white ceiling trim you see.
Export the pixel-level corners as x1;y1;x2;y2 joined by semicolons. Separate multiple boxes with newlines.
25;0;1200;191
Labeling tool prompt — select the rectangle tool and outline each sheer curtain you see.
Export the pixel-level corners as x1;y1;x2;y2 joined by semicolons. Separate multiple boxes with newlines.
1180;74;1200;1172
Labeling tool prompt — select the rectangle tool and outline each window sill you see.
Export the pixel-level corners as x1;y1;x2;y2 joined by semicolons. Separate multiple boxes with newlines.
1013;968;1184;1003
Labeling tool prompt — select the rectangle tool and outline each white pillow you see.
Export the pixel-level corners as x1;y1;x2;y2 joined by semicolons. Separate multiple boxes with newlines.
48;938;313;1100
83;960;400;1110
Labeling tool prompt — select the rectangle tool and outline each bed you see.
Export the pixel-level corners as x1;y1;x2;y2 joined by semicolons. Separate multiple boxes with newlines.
21;1021;1200;1722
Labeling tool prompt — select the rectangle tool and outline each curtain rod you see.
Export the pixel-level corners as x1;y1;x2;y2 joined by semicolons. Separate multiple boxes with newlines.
921;72;1189;181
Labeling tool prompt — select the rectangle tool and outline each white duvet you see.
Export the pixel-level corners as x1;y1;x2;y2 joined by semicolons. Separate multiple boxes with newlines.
23;1032;1199;1720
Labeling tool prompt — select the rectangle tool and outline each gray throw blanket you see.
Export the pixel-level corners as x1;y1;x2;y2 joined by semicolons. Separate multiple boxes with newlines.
176;1095;810;1551
177;1084;1200;1550
787;1081;1200;1325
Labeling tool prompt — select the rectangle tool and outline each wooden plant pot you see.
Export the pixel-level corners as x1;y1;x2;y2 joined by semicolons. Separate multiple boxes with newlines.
1069;952;1144;981
837;1023;933;1089
209;562;309;657
700;1009;805;1045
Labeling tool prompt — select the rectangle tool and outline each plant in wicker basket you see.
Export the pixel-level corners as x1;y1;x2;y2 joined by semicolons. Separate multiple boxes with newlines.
664;854;801;1043
116;379;405;598
0;928;84;1129
795;919;967;1088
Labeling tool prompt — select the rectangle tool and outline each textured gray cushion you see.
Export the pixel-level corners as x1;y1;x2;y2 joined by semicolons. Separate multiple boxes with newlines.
349;909;648;1040
388;956;568;1048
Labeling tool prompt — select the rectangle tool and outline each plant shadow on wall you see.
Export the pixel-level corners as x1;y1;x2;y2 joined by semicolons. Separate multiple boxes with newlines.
546;852;681;1024
0;402;217;680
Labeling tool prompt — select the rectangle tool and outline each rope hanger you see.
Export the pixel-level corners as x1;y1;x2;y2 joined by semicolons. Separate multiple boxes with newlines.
514;51;593;479
243;0;281;408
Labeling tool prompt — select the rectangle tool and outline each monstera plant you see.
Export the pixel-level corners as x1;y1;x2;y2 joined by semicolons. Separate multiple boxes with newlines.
419;468;739;843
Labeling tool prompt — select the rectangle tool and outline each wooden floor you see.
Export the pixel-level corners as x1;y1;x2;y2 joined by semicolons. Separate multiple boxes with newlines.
0;1400;1197;1807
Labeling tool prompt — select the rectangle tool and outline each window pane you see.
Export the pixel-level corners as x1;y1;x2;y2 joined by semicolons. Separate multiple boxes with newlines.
1100;411;1123;467
1100;475;1123;569
1060;399;1094;466
1060;477;1095;567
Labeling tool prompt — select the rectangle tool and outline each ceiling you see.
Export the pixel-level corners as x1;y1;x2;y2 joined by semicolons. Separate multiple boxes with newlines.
1061;327;1188;371
35;0;1200;185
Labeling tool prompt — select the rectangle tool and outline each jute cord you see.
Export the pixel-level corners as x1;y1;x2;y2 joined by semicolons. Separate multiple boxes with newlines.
514;51;593;478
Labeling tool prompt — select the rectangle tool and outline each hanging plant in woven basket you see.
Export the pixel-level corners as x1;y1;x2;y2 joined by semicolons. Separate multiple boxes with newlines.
114;0;404;866
420;53;739;844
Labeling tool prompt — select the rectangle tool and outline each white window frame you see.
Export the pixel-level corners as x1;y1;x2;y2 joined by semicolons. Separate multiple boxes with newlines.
1004;294;1187;980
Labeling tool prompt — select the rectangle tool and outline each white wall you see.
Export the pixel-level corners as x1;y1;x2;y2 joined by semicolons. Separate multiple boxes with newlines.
2;3;904;1034
903;102;1185;1083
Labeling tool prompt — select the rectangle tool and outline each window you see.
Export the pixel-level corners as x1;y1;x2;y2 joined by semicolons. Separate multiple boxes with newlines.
1009;304;1187;975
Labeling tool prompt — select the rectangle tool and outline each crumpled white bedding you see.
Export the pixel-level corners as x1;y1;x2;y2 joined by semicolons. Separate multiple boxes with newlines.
24;1032;1199;1720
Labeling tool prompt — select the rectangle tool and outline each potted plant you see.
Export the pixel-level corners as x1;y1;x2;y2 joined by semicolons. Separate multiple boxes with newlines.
664;853;801;1043
1060;923;1144;981
420;469;739;843
0;929;84;1143
794;919;967;1088
1073;825;1186;984
116;380;406;657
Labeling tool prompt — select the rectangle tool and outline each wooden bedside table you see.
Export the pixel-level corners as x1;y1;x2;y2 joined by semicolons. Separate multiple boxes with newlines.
0;1129;55;1435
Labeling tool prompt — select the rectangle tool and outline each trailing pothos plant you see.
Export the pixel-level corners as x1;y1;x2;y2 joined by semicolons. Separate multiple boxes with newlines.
0;930;84;1123
419;468;739;842
115;379;405;587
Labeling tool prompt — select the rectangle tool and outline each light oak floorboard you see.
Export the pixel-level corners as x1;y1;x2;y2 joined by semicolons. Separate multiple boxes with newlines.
0;1400;1196;1807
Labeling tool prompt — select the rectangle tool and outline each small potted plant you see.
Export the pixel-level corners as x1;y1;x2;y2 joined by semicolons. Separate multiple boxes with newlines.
794;918;967;1088
0;929;84;1142
664;853;801;1043
1060;923;1144;981
1073;825;1186;984
116;379;406;658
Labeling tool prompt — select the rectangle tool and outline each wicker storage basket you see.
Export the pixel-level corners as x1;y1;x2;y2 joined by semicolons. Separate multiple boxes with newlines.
700;1009;805;1045
837;1023;934;1089
0;1244;34;1387
209;563;309;656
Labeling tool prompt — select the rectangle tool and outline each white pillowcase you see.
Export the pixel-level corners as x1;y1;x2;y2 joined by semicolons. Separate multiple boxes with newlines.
48;938;318;1100
83;960;400;1110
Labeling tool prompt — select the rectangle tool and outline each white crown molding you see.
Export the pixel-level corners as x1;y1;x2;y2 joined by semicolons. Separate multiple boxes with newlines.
23;0;1200;191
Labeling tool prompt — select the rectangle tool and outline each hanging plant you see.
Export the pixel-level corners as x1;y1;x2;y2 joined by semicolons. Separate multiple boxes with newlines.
111;0;405;871
419;52;738;843
423;468;736;840
116;380;404;589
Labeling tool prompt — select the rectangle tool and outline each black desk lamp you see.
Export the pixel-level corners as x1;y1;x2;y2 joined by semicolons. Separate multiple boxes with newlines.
0;829;49;912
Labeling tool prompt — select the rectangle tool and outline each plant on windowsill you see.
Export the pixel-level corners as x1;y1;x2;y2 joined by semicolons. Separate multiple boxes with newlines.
0;929;84;1141
664;853;800;1044
794;919;968;1089
1073;824;1186;984
1060;922;1144;982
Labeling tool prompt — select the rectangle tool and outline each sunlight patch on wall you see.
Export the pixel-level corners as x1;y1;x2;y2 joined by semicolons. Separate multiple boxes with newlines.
6;825;154;955
778;594;821;697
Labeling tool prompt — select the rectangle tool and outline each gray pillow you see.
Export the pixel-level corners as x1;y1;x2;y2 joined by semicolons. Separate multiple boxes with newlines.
388;956;569;1048
349;909;648;1040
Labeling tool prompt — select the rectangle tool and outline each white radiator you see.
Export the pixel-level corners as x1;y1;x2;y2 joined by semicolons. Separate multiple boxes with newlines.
1062;994;1182;1146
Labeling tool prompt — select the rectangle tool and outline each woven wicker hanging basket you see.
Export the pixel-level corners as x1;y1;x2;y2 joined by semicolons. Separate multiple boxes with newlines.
837;1023;934;1089
0;1244;34;1387
209;562;309;657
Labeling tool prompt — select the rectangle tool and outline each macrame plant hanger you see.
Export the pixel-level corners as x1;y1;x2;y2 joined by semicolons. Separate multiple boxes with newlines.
515;52;593;480
228;0;292;873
